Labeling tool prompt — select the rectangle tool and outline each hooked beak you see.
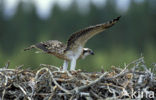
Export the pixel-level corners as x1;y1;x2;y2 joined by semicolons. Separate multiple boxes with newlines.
90;51;94;55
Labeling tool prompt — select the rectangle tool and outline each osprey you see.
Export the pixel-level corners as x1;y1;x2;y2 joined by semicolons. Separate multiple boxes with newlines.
24;16;121;70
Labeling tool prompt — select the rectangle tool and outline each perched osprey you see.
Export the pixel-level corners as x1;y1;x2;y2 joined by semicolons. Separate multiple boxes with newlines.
24;16;121;71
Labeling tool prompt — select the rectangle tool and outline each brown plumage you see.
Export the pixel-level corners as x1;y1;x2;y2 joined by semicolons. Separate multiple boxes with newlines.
24;40;69;60
24;16;121;70
65;16;121;52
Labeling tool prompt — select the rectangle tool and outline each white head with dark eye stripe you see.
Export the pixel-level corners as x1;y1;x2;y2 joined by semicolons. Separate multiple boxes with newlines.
81;48;94;59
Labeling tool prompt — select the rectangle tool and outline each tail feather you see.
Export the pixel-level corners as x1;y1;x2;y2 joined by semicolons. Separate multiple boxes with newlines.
24;43;51;53
24;45;36;51
35;43;50;53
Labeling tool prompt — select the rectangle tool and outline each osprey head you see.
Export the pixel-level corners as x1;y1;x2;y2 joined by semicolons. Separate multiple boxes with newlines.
81;48;94;59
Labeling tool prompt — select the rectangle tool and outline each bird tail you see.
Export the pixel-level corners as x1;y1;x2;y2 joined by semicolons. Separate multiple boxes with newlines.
24;43;51;53
35;43;50;53
24;45;36;51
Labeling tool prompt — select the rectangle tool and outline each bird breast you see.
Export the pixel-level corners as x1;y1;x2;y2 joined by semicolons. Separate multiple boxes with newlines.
65;46;83;60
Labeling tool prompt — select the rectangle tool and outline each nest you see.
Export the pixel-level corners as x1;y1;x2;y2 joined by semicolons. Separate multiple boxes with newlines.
0;57;156;100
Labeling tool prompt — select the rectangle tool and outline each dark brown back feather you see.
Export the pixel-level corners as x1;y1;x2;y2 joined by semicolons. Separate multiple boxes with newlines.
65;16;121;51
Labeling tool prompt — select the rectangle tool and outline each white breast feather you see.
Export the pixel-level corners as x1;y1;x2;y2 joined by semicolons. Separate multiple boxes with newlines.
66;46;83;60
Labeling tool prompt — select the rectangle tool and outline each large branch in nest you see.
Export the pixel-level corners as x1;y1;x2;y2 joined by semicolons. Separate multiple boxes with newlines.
0;57;155;100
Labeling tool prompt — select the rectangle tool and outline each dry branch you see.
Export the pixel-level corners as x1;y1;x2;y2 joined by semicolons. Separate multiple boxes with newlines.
0;57;156;100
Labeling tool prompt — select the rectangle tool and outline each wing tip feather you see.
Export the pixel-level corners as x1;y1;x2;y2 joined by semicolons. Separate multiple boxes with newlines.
105;16;121;28
109;16;121;24
65;16;121;51
114;16;121;21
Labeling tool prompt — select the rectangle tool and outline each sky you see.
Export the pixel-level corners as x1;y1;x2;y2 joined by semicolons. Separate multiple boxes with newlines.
1;0;145;20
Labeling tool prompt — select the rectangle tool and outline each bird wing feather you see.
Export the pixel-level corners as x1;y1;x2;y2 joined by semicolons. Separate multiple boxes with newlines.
24;40;66;55
65;16;121;52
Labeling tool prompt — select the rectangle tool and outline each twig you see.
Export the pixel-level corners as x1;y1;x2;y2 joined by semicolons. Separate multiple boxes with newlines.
0;57;155;99
2;61;10;69
71;72;108;93
125;57;144;69
40;64;60;71
80;92;90;97
0;72;8;100
35;67;71;94
90;89;103;99
106;69;128;80
14;83;32;100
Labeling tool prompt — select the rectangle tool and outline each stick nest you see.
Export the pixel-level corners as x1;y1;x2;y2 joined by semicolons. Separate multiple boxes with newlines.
0;57;156;100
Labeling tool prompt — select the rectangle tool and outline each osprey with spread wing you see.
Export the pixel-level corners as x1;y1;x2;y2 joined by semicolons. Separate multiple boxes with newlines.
24;16;121;70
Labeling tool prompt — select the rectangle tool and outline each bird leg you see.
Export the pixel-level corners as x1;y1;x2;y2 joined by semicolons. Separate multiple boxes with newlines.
63;60;69;71
70;58;77;71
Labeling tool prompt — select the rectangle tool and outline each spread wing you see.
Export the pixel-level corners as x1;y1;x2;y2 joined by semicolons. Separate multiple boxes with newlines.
24;40;66;55
65;16;121;52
